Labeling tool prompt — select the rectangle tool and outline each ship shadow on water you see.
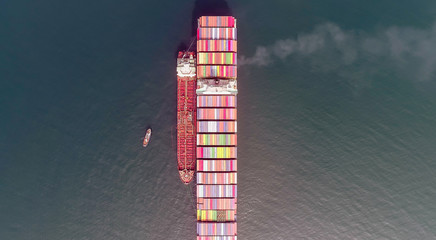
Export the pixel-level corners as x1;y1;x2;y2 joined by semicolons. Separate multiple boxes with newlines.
175;42;188;58
190;0;233;36
175;0;232;55
173;1;232;215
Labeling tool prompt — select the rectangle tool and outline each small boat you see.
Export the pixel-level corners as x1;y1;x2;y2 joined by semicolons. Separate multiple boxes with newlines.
143;128;152;147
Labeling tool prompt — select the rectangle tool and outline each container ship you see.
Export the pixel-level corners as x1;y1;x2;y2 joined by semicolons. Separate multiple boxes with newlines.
177;51;197;184
196;16;238;239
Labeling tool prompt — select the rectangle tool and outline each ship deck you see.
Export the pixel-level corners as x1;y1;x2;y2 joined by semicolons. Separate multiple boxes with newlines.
177;51;197;184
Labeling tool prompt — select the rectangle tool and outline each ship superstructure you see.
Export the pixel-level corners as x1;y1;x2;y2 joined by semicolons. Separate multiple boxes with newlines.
196;16;238;239
177;51;197;184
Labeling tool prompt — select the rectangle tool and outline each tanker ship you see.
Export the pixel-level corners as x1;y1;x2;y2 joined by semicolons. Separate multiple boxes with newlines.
177;51;197;184
196;16;238;239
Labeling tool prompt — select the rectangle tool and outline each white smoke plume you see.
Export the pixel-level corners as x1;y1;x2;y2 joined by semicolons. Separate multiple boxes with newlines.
239;22;436;81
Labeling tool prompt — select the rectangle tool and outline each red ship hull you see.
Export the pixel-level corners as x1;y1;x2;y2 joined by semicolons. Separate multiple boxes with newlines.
177;51;197;184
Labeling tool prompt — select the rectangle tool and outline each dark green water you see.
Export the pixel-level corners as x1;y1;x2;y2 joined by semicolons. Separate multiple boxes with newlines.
2;1;436;239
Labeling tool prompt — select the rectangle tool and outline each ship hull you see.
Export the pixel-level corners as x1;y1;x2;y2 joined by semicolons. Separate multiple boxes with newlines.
196;16;238;239
142;128;152;147
176;51;197;184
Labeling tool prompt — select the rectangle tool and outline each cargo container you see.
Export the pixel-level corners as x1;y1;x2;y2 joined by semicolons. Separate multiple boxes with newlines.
197;134;237;146
199;16;235;28
197;65;237;79
197;185;237;198
197;198;237;210
197;121;237;133
197;160;237;172
197;147;237;159
197;28;237;40
197;236;237;240
197;96;237;108
197;108;237;120
197;222;237;236
197;40;237;52
197;172;237;184
197;16;238;240
198;52;237;65
197;210;236;221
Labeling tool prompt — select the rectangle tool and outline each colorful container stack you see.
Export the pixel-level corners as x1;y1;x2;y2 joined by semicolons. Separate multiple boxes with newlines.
196;16;238;240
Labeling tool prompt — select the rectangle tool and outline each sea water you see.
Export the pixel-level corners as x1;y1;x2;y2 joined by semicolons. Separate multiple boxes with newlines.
1;0;436;239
